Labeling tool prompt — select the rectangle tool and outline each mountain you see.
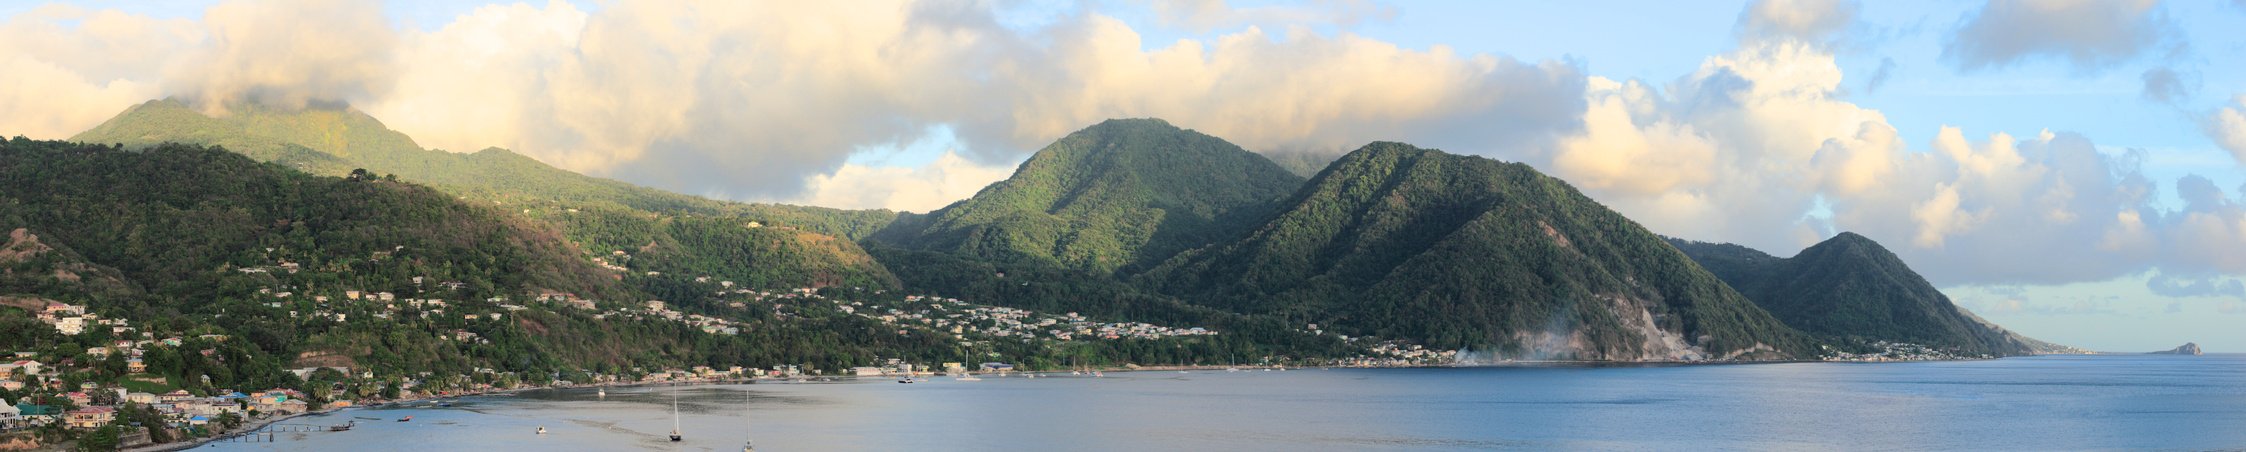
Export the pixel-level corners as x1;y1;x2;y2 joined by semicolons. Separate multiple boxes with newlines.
2148;342;2203;355
71;98;899;290
1143;142;1813;361
1666;233;2043;356
871;119;1303;274
0;138;987;389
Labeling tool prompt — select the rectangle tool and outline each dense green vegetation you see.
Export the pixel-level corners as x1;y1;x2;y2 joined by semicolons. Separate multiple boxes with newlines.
0;137;1353;383
72;100;897;237
530;206;900;290
867;245;1358;361
871;118;1303;274
1142;142;1815;360
1666;233;2039;356
0;139;962;386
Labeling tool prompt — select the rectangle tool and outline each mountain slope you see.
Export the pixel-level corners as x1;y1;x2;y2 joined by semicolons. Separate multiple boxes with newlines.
872;118;1303;273
1666;233;2043;356
0;138;985;389
0;139;626;304
71;98;900;290
1144;142;1813;361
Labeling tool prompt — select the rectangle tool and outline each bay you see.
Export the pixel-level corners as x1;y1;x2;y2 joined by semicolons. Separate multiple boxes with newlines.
199;354;2246;451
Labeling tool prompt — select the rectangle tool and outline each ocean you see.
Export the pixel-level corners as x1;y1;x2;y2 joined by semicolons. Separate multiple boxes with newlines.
199;354;2246;451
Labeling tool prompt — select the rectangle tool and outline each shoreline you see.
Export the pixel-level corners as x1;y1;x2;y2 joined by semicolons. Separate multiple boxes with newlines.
116;354;2064;450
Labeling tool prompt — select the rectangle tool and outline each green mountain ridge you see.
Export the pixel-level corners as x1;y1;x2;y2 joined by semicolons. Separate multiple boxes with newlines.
871;118;1303;274
1666;233;2051;356
72;98;901;291
1143;142;1815;361
57;99;2049;363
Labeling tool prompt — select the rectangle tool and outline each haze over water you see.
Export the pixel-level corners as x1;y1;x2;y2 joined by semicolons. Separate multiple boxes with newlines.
205;354;2245;451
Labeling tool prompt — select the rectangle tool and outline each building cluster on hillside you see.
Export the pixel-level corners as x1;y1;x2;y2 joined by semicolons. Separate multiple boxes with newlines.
838;294;1217;344
1821;341;1987;362
28;302;130;337
1336;342;1459;367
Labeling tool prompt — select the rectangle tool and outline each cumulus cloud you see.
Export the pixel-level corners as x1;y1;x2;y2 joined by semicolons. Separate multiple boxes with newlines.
2166;175;2246;274
1943;0;2174;73
2208;95;2246;165
0;4;194;139
1148;0;1396;32
166;0;398;113
361;0;1586;201
792;152;1016;212
1533;21;2180;286
1532;40;1888;255
3;0;1585;204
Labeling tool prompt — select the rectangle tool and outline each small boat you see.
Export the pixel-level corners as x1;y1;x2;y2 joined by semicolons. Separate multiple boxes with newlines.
597;388;606;398
437;401;453;408
896;377;915;384
330;421;356;432
955;374;981;382
669;386;684;442
398;416;413;422
741;390;756;452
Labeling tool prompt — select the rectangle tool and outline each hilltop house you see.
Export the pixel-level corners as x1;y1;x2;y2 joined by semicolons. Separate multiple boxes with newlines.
64;406;114;429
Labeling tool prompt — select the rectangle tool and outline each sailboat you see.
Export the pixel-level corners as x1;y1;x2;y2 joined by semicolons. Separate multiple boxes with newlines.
669;387;684;442
742;391;756;452
597;387;606;398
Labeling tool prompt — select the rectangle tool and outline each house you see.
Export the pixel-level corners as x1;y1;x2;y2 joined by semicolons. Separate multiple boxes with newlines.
125;392;157;404
65;406;114;429
127;358;146;373
15;402;57;425
65;392;91;406
186;415;209;426
0;381;23;391
55;316;85;335
160;390;194;403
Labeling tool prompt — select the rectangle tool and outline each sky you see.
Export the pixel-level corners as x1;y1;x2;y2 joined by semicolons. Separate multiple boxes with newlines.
0;0;2243;352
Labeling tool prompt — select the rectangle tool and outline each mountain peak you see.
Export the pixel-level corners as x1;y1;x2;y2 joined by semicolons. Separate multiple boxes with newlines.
1671;232;2045;357
873;119;1301;273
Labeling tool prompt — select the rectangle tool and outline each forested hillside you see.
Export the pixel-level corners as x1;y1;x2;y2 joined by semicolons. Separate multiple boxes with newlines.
1144;142;1815;361
871;119;1302;273
71;99;901;293
0;138;969;396
1667;233;2045;356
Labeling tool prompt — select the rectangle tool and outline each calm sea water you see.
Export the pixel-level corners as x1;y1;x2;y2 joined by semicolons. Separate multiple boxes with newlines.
201;354;2246;451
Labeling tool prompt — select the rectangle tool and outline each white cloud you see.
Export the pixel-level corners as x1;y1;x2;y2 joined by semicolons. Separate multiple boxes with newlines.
1531;27;2173;286
165;0;399;113
793;151;1016;212
0;4;192;139
1148;0;1395;33
1943;0;2174;73
356;0;1588;202
2208;95;2246;165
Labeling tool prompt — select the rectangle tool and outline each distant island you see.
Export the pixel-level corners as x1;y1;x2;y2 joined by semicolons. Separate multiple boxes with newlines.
2148;343;2204;355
